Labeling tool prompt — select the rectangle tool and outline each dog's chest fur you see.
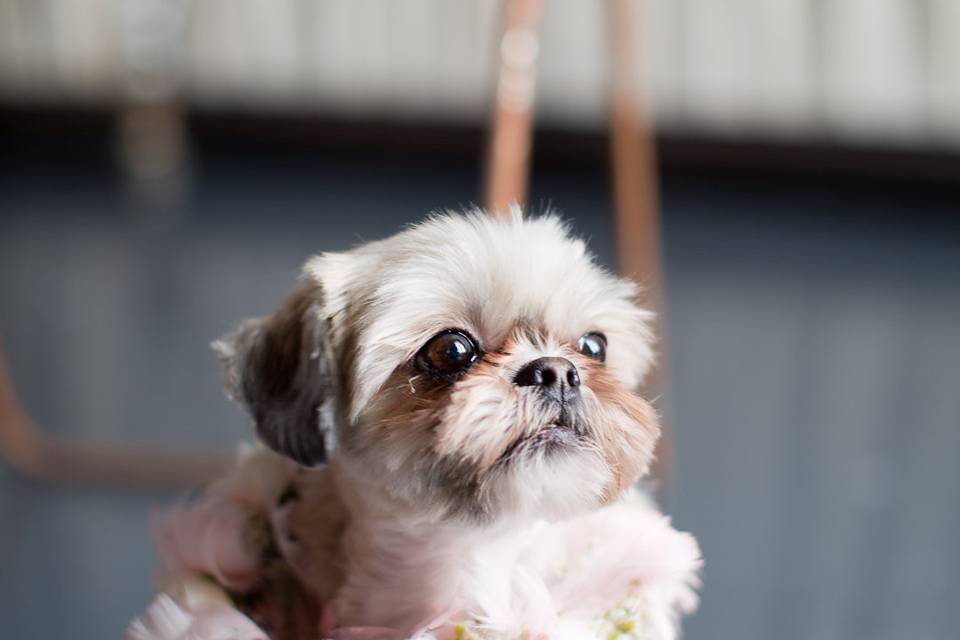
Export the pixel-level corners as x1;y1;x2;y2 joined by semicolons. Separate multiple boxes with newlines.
280;461;535;633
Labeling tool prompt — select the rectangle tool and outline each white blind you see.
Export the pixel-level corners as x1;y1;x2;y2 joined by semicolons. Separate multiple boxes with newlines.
1;0;958;148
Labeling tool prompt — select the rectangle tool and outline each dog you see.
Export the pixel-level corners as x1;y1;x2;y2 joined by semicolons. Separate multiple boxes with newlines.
129;209;700;640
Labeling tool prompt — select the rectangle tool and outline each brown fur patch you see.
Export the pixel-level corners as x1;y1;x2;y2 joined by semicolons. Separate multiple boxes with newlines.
577;357;660;497
224;281;335;466
256;283;323;398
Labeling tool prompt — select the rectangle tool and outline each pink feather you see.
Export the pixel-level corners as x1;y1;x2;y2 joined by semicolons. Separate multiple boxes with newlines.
152;497;263;593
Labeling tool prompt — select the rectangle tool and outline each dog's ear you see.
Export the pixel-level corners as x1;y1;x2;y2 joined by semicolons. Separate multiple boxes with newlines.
213;283;337;466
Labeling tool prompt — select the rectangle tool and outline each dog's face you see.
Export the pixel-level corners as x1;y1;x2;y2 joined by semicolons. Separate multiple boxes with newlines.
217;211;660;523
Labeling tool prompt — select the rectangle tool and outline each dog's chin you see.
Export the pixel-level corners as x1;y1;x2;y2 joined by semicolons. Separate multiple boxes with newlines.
486;415;619;522
485;446;615;523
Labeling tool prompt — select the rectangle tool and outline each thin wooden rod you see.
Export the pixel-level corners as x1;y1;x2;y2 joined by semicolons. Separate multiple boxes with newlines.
485;0;543;217
607;0;672;480
0;343;231;491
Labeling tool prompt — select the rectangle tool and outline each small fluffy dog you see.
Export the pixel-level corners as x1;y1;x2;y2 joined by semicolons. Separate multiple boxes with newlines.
130;210;700;640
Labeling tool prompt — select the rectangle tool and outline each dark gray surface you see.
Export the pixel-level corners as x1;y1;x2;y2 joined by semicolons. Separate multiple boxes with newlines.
1;143;958;639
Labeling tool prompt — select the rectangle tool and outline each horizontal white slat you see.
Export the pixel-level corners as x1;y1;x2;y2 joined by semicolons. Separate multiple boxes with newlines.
928;0;960;145
0;0;956;149
821;0;927;145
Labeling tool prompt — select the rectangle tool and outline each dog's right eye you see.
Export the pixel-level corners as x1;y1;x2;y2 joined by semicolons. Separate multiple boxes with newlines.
416;330;479;380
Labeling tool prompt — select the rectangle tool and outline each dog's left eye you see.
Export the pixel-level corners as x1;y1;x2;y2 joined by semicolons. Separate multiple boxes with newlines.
416;330;479;380
577;332;607;362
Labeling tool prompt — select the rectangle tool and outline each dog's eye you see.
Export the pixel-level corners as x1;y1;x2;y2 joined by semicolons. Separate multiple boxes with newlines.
416;330;479;379
577;332;607;362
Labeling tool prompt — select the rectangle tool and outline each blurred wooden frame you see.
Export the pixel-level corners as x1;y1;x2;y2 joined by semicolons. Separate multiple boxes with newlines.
0;343;232;490
0;0;667;491
487;0;671;479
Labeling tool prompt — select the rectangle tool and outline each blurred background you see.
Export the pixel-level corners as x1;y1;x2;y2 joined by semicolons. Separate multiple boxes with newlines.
1;1;958;639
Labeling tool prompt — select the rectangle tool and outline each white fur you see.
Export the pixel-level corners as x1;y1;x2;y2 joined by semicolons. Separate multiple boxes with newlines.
130;209;698;640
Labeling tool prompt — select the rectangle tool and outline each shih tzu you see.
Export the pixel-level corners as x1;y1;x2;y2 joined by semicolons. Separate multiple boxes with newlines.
129;209;700;640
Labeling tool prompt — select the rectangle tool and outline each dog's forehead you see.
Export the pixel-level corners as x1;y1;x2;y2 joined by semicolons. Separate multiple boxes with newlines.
371;213;618;343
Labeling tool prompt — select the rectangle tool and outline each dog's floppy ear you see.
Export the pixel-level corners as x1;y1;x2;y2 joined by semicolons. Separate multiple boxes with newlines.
213;282;337;466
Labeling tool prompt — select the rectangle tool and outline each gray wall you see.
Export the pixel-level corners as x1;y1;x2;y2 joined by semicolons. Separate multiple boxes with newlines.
1;144;958;639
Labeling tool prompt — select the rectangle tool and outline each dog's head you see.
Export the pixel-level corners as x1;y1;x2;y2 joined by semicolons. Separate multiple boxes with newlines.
216;210;660;522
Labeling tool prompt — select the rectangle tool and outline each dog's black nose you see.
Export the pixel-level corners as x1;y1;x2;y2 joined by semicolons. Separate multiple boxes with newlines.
513;356;581;393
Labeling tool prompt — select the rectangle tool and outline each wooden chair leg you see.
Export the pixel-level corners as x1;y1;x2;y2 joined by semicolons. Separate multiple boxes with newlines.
0;342;231;491
607;0;672;483
0;1;231;492
485;0;543;216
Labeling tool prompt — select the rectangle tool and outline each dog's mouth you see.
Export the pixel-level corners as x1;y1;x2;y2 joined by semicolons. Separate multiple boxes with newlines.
498;415;584;464
535;422;579;449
